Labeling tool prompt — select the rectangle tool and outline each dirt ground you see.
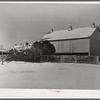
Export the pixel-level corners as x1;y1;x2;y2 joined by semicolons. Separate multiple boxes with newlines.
0;61;100;89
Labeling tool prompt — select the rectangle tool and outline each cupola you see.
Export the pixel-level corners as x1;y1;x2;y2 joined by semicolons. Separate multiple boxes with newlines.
68;25;73;31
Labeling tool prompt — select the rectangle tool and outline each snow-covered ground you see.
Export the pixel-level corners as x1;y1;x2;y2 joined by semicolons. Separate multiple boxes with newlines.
0;61;100;89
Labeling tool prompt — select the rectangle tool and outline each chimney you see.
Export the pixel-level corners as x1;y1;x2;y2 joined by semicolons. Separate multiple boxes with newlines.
68;26;73;31
46;28;53;34
92;22;95;28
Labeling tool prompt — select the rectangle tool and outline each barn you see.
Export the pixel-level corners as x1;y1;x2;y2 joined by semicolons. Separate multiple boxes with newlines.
41;24;100;57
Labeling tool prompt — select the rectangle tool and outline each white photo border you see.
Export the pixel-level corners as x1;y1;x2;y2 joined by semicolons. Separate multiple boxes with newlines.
0;1;100;98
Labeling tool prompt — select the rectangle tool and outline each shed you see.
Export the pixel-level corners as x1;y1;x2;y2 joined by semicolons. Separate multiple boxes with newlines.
42;25;100;56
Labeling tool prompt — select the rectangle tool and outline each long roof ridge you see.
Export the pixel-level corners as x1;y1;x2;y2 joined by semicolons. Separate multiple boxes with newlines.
52;26;97;33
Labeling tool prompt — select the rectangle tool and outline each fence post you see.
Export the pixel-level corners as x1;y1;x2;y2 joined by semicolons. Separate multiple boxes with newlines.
75;55;77;63
88;56;90;63
40;55;41;63
1;52;4;65
47;56;49;62
60;55;63;63
96;56;99;64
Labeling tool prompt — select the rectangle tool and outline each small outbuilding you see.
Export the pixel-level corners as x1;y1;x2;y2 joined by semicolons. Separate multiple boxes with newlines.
42;24;100;57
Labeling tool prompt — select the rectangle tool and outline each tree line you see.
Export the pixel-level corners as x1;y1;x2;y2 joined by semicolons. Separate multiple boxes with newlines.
6;40;55;62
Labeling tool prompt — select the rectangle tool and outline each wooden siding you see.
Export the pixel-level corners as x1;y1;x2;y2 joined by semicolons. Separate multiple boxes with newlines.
51;38;90;54
90;27;100;56
71;39;90;53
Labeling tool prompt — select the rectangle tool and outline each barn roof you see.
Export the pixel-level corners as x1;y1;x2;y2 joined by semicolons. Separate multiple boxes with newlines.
42;27;97;41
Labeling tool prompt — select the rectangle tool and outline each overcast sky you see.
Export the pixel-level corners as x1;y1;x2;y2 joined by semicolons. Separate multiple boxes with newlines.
0;3;100;49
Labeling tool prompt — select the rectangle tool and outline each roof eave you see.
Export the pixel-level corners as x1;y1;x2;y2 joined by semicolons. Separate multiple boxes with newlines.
46;37;90;42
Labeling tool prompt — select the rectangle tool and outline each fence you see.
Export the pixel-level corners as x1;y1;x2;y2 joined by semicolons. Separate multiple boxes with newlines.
0;54;98;64
40;55;99;64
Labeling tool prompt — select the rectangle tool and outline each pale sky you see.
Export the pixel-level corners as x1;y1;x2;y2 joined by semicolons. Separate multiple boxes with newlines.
0;3;100;49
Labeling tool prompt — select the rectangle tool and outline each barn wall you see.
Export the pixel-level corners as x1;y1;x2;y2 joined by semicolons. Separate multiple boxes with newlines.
90;27;100;56
51;38;90;54
71;39;90;53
